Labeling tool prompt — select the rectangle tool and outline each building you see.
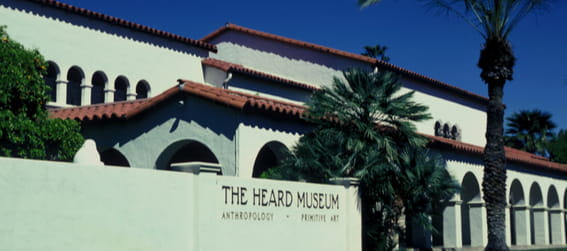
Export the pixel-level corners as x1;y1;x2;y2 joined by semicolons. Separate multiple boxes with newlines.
2;0;567;248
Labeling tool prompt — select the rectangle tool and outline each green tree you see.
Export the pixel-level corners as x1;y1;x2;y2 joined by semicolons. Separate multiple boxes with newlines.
548;129;567;164
0;26;83;161
279;69;458;250
358;1;553;250
505;109;556;155
362;44;391;62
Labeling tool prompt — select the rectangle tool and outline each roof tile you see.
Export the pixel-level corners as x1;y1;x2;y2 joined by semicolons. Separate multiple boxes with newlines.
49;81;567;174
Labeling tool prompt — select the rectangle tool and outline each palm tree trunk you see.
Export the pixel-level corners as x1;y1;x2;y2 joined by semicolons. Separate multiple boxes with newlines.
483;82;509;251
479;37;514;251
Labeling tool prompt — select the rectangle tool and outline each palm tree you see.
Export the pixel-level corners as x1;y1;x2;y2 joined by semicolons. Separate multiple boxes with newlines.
362;44;391;62
358;1;553;250
280;69;458;250
505;109;556;155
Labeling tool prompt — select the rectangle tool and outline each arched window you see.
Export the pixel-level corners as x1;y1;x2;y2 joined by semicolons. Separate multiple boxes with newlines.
252;141;290;178
44;61;59;102
451;125;461;140
91;71;107;104
442;123;451;139
547;186;561;244
66;66;84;105
434;121;442;137
114;76;129;102
136;80;150;99
100;148;130;167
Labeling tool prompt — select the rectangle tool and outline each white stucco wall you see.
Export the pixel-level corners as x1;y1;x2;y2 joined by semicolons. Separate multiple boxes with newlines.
1;0;207;105
209;31;487;146
0;157;362;251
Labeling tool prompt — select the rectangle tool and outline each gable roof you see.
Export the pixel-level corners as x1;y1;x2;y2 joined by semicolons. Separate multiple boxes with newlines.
202;23;488;104
49;81;567;174
25;0;216;52
203;58;318;91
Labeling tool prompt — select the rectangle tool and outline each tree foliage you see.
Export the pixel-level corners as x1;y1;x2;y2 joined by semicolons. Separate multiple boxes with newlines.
0;26;83;161
548;129;567;164
276;69;458;250
356;1;554;250
362;44;390;62
505;109;556;155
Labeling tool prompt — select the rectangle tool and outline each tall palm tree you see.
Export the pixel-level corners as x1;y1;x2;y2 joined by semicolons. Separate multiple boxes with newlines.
358;1;553;250
505;109;556;155
362;44;391;62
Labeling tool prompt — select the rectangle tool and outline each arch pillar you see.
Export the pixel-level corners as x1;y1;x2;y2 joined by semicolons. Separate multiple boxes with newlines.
468;200;487;247
127;92;137;101
549;208;564;244
505;204;511;247
512;205;531;246
532;206;549;245
55;80;68;105
81;84;93;106
443;200;462;248
104;88;115;103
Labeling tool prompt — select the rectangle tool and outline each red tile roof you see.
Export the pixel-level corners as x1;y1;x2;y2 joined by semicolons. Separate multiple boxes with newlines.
429;135;567;173
49;80;305;121
49;81;567;174
202;23;488;104
202;58;318;91
27;0;216;52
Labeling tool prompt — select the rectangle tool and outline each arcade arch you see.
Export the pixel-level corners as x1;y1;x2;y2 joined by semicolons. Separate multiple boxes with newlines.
252;141;289;178
156;140;220;171
460;172;483;247
529;182;545;245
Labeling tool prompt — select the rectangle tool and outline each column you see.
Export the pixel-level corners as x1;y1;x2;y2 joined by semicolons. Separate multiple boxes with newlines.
442;200;462;248
56;80;67;105
548;208;565;244
468;200;487;247
505;204;511;247
330;177;361;251
512;205;531;246
80;84;92;106
104;88;115;103
532;206;549;245
127;92;137;101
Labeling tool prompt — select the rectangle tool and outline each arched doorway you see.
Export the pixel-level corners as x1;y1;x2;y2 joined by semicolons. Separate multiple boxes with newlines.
91;71;107;104
100;148;130;167
461;172;483;247
529;182;546;245
509;179;527;245
66;66;84;105
252;141;289;178
156;140;219;171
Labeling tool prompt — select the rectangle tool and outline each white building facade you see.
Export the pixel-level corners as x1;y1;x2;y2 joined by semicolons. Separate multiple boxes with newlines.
3;0;567;249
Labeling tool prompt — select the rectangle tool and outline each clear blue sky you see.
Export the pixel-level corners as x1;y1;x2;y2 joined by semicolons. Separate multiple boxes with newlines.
59;0;567;131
